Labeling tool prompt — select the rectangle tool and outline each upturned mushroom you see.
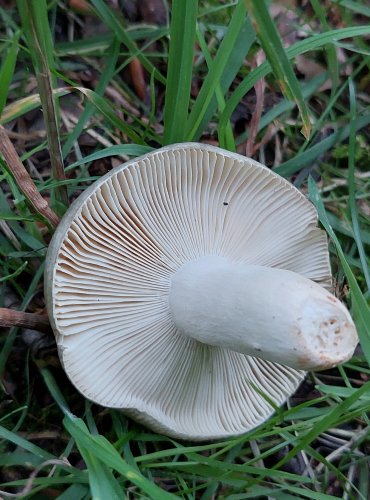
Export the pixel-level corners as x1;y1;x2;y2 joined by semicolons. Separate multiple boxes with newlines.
45;143;358;440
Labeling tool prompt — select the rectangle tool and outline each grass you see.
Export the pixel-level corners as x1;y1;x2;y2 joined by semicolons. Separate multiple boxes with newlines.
0;0;370;498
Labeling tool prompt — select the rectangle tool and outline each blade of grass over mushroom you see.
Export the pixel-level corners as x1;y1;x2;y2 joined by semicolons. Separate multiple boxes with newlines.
348;79;370;291
90;0;166;85
218;25;370;147
308;178;370;366
184;0;249;142
66;145;153;171
0;32;19;116
163;0;198;144
17;0;68;211
246;0;311;140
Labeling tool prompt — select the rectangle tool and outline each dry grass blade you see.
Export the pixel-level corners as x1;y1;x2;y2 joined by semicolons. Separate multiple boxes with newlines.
17;0;68;210
0;126;60;228
245;50;266;157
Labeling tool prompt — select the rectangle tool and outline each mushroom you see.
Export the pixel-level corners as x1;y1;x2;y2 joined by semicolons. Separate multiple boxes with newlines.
45;143;358;440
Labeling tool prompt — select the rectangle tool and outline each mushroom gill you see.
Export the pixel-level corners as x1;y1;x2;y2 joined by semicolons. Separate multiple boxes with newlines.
45;143;358;440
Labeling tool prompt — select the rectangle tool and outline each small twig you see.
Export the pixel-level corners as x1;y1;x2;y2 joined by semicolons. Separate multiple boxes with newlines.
0;125;60;227
0;458;71;498
0;307;52;334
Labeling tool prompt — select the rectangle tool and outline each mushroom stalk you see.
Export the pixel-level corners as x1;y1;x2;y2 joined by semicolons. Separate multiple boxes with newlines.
169;256;358;371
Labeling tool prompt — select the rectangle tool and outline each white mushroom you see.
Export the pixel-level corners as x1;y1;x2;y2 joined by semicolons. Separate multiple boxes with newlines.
45;143;358;440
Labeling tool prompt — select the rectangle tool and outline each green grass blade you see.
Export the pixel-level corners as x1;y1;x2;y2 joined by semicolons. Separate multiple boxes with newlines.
246;0;311;139
338;0;370;17
236;72;328;146
219;25;370;146
273;380;370;469
185;0;248;141
0;32;19;116
0;88;71;125
42;369;173;498
90;0;166;85
275;112;370;177
55;484;88;500
311;0;339;90
0;263;44;377
66;144;153;171
0;425;56;460
194;14;255;143
40;368;74;419
163;0;198;144
63;417;176;499
17;0;68;210
308;177;370;366
78;446;125;500
327;211;370;245
348;79;370;291
0;260;28;283
73;86;145;144
195;26;235;149
62;38;121;158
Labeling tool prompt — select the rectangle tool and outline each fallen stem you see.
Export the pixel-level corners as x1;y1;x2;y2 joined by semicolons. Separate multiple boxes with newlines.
0;307;52;334
0;126;60;228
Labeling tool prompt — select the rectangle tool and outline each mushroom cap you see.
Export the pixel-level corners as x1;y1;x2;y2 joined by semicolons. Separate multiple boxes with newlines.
45;143;333;440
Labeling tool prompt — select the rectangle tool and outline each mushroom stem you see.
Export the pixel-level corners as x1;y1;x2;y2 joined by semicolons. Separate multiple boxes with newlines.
169;256;358;371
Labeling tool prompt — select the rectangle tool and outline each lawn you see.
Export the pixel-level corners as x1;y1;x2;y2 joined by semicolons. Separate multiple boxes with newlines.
0;0;369;498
